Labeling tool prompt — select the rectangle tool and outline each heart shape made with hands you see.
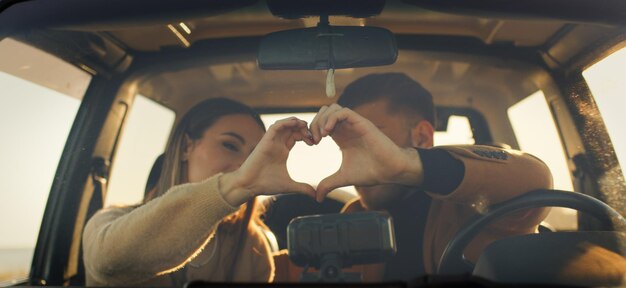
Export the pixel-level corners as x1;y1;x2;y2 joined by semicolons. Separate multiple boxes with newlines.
284;136;344;193
241;105;423;203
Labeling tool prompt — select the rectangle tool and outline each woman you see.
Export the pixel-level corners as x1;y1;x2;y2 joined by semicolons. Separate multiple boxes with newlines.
83;98;315;286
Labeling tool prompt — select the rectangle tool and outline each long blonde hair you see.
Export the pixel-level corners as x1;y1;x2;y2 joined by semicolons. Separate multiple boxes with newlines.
146;98;267;280
153;98;264;199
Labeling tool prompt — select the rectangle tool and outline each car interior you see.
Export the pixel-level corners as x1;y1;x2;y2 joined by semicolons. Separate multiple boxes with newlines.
1;0;625;286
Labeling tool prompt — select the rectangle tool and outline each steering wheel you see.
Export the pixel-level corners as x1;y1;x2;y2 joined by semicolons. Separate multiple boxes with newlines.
436;189;626;274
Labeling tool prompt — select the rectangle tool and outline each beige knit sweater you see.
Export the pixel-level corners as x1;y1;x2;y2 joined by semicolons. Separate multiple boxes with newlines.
82;174;274;286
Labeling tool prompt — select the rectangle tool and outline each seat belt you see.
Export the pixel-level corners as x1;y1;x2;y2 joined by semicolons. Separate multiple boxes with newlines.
68;157;110;285
88;157;110;216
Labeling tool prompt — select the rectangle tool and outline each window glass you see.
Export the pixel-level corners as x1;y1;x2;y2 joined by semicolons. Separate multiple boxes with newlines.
434;115;475;146
508;91;577;230
0;38;91;284
583;46;626;179
105;95;175;206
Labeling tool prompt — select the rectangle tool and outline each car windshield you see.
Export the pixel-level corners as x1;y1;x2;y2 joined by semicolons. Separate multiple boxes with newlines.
1;0;625;286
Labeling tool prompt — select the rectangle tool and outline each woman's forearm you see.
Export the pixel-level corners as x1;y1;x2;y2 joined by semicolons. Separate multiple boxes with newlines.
83;174;239;285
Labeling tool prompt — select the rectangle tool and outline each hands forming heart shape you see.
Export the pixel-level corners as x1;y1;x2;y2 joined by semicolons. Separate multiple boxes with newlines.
223;104;424;206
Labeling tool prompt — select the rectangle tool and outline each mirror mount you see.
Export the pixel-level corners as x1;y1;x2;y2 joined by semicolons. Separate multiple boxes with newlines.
316;14;335;70
316;14;338;97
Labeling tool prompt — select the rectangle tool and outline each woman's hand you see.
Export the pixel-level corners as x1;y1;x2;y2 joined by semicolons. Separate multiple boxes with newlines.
219;117;316;206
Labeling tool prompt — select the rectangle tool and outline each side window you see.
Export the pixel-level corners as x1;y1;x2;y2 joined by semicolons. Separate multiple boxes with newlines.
508;90;577;231
434;115;475;146
0;38;91;283
105;95;175;206
583;46;626;179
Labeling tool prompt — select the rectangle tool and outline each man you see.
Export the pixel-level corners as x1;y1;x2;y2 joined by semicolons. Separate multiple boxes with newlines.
274;73;552;282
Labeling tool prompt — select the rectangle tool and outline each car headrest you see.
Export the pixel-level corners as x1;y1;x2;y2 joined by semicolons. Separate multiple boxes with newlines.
144;153;165;198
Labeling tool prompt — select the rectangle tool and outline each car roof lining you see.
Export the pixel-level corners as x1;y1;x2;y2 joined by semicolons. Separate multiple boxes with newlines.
404;0;626;26
133;42;540;107
129;45;538;148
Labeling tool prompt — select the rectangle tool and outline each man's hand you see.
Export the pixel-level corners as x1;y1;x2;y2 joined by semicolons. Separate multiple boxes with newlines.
310;104;424;202
220;117;316;206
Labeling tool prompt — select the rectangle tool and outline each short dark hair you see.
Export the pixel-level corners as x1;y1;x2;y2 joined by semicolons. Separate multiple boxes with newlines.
337;73;435;126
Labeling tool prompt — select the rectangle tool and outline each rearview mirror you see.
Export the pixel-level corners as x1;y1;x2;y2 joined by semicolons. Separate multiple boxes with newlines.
258;25;397;70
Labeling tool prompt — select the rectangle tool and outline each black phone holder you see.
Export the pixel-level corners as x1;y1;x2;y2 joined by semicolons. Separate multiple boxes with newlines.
288;212;397;283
